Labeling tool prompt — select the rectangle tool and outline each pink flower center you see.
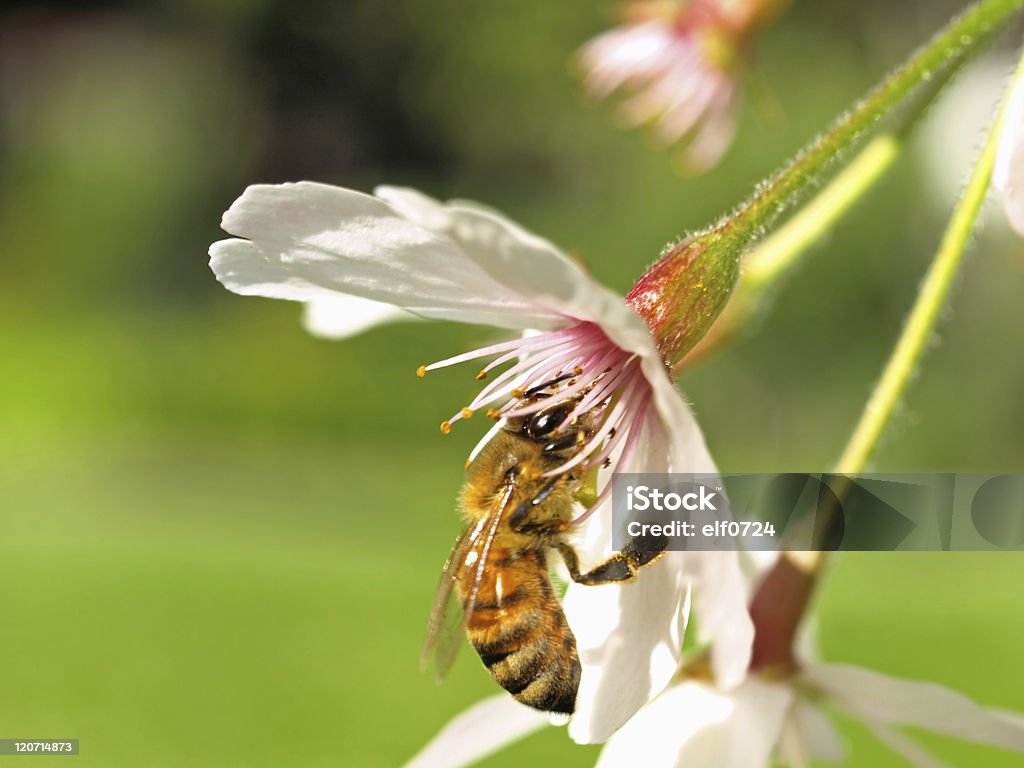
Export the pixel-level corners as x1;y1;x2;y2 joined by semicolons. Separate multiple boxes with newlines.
418;321;654;524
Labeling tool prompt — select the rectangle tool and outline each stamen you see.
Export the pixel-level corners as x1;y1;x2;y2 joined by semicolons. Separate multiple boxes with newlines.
569;400;651;526
416;365;427;378
424;321;658;528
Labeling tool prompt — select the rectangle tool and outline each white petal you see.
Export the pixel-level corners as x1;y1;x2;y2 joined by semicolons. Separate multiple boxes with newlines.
381;188;684;373
994;70;1024;236
578;23;678;99
563;409;688;743
424;198;653;343
563;374;732;741
864;722;949;768
376;184;640;335
795;701;846;763
564;549;690;744
403;695;549;768
651;359;752;690
210;182;565;331
642;360;716;475
806;662;1024;752
596;679;793;768
301;295;415;339
684;549;754;690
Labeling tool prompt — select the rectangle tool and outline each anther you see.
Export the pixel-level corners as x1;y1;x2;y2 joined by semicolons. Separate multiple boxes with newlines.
486;409;501;420
440;421;452;434
475;370;488;381
461;407;474;419
416;365;427;378
573;366;583;375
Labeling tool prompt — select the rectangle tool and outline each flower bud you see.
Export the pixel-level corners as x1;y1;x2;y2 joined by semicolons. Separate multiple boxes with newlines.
626;229;740;368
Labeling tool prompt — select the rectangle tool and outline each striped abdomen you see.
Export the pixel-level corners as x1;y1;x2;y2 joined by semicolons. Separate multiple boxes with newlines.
459;547;581;714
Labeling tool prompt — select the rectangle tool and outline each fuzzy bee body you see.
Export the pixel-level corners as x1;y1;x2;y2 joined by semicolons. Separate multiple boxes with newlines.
423;398;592;714
423;390;668;714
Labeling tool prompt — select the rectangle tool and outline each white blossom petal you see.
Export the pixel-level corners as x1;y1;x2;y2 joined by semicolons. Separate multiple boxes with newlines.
561;357;743;741
301;295;414;339
994;70;1024;236
403;694;549;768
578;23;678;99
653;351;751;690
684;549;754;690
575;15;741;172
391;190;652;344
806;662;1024;752
563;553;691;745
210;182;565;331
795;701;846;763
864;722;949;768
596;679;794;768
564;410;690;744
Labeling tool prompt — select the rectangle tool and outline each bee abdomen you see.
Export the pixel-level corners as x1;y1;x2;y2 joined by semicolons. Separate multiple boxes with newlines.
472;606;581;715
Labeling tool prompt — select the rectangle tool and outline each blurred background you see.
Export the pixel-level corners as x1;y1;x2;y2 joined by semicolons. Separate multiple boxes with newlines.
1;0;1023;765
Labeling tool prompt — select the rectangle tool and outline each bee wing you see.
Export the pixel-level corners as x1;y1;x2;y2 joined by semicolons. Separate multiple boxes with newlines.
421;485;515;681
421;522;477;679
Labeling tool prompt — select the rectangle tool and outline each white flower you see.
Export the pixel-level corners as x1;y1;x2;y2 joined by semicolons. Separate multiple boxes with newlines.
410;661;1024;768
993;65;1024;237
210;181;753;743
596;663;1024;768
576;0;763;172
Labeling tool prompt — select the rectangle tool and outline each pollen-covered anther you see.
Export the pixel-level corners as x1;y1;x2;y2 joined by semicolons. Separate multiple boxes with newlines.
485;408;501;420
475;370;488;381
460;407;474;419
416;365;427;378
511;388;526;399
573;366;583;375
440;420;452;435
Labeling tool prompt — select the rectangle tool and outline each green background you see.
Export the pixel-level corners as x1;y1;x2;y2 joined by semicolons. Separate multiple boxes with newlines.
1;0;1022;765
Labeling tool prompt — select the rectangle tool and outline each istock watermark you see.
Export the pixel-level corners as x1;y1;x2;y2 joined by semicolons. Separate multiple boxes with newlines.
611;473;1024;552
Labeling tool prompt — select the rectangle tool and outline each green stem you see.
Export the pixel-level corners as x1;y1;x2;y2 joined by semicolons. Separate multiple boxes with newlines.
741;135;900;292
724;0;1023;247
748;44;1024;678
652;0;1022;369
680;134;903;368
679;48;973;370
835;51;1024;475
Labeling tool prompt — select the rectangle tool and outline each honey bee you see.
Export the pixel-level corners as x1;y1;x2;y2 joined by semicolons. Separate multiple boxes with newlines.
422;379;668;714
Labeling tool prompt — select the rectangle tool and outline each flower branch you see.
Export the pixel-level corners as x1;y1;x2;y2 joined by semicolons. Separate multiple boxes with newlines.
630;0;1023;369
835;47;1024;474
746;40;1024;709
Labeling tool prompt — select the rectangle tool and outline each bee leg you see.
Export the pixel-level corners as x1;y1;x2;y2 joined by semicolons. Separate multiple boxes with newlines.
555;536;667;586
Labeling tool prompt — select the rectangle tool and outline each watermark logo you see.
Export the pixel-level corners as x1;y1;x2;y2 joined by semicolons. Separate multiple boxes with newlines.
611;473;1024;552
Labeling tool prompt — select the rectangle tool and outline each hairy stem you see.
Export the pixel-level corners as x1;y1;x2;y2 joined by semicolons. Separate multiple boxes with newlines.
747;39;1024;675
835;51;1024;474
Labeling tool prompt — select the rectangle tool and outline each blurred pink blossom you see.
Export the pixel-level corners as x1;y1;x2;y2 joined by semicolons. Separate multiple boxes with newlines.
576;0;785;173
